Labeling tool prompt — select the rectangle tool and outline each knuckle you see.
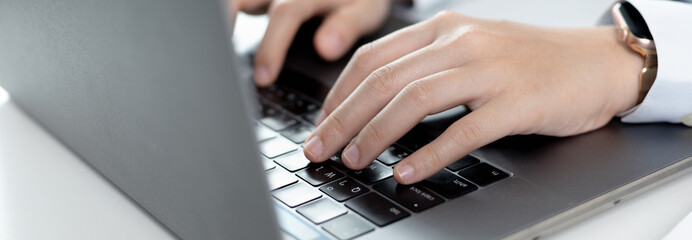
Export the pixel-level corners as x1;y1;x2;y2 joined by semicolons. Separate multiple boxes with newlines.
452;121;483;148
464;27;490;43
455;26;484;45
361;124;386;145
353;42;374;59
445;26;491;58
421;146;445;171
367;65;398;96
433;10;458;22
351;43;376;71
430;10;465;27
403;80;435;109
328;109;349;137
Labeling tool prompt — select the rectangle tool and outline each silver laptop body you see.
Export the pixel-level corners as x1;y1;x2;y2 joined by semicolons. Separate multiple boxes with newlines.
1;0;691;239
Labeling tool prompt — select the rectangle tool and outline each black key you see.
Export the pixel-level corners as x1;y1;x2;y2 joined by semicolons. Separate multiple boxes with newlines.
345;193;410;227
278;92;300;113
255;123;278;142
458;163;510;187
348;161;392;184
446;155;480;171
259;100;280;118
296;165;344;186
320;177;368;202
322;214;374;240
272;182;322;208
258;86;288;103
421;169;477;199
302;110;320;125
281;94;320;115
327;151;346;170
280;122;314;143
373;178;444;212
260;155;276;171
395;127;435;151
261;113;299;131
377;144;411;165
273;150;311;172
284;91;298;101
296;198;347;224
256;85;274;96
258;136;298;159
266;168;298;190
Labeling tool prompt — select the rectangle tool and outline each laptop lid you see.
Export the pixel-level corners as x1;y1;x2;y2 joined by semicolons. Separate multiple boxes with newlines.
0;0;278;239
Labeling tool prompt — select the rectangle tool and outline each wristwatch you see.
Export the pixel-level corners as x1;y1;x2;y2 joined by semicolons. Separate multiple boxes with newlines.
612;1;657;105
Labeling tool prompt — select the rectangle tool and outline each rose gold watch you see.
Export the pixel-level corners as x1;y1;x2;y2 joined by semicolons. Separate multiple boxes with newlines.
612;1;657;104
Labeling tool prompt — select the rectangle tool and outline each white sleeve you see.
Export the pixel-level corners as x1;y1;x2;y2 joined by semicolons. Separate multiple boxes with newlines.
618;0;692;124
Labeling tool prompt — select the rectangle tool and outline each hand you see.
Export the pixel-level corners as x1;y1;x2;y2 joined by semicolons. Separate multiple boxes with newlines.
234;0;390;86
302;11;644;184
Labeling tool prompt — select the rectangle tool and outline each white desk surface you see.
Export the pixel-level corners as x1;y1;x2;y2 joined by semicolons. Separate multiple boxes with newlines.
3;1;692;239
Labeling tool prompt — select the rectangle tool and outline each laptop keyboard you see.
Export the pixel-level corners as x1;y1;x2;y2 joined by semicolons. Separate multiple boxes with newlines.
255;84;510;240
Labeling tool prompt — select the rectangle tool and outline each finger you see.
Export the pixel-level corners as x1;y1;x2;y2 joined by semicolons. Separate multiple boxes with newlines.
313;0;389;61
235;0;272;14
305;43;463;165
315;19;439;126
393;101;514;184
343;68;487;169
253;0;344;86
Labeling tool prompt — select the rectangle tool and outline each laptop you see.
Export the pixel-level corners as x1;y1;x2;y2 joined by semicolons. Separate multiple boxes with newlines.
1;0;691;239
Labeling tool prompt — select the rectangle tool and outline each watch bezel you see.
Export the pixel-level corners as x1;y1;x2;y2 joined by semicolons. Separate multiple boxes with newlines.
612;1;655;52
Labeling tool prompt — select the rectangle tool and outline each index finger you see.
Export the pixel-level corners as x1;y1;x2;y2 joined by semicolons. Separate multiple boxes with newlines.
315;20;438;125
393;101;515;184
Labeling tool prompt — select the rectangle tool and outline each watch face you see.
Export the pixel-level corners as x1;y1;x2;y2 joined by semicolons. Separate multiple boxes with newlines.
618;1;653;40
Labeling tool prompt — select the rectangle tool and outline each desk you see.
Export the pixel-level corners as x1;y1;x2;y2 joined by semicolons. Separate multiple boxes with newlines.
2;1;692;239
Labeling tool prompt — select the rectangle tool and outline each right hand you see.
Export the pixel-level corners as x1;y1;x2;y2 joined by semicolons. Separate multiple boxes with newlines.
234;0;391;86
302;11;643;184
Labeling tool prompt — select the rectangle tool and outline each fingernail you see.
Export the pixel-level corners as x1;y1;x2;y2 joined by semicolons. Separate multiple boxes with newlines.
343;144;360;167
254;65;270;85
315;109;326;126
396;164;415;183
304;136;323;159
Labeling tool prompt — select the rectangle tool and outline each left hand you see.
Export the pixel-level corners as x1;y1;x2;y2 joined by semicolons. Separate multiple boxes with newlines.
302;11;644;184
233;0;390;86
